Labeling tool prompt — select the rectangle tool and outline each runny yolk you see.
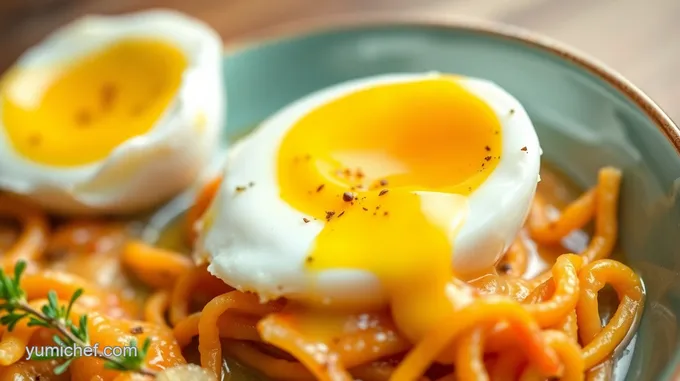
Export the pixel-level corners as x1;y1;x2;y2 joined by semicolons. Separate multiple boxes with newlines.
278;76;503;342
1;38;187;166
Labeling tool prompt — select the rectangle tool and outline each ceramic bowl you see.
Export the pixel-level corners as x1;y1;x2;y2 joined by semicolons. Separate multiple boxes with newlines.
219;16;680;381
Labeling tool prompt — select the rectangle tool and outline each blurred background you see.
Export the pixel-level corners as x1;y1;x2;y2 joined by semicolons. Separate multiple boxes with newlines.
1;0;678;122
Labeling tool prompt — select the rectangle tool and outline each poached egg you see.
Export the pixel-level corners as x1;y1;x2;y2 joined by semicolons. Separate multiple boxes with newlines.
0;10;224;214
198;72;541;342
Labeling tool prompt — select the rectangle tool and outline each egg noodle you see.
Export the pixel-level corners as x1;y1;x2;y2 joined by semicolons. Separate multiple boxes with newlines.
0;166;643;381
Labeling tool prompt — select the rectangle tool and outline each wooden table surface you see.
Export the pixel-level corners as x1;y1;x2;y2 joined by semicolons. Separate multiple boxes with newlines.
1;0;678;122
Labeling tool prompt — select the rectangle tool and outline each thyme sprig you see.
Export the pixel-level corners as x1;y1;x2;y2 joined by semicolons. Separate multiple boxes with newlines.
0;260;157;377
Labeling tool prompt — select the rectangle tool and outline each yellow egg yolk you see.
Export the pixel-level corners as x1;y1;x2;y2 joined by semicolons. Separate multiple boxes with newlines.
1;38;187;166
278;76;502;342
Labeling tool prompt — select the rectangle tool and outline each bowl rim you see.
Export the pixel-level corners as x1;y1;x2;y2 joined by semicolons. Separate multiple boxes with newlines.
224;13;680;154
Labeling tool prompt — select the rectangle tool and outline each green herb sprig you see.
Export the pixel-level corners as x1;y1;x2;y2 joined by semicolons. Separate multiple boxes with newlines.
0;260;157;377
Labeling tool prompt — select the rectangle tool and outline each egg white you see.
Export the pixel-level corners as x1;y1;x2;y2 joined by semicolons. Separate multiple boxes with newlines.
199;73;540;308
0;10;224;215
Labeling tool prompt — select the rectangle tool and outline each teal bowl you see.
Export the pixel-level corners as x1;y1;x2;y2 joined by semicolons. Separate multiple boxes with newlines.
219;16;680;380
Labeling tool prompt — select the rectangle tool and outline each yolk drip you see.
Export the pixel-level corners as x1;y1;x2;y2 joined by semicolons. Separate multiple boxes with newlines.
1;38;187;166
277;76;502;342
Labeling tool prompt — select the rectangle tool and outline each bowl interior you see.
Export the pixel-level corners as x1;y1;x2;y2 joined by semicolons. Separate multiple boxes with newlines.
221;22;680;380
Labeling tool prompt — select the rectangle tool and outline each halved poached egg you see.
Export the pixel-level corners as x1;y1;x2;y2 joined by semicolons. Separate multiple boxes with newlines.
198;73;540;342
0;10;224;214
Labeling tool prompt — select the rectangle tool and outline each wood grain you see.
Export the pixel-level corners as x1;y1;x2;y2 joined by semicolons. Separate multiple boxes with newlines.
1;0;678;122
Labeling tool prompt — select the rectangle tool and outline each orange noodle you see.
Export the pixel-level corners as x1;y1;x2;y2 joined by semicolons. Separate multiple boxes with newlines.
0;194;48;270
